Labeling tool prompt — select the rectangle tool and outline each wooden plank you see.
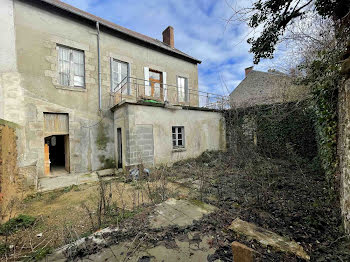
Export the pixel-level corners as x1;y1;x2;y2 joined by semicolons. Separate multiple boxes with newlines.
44;143;50;175
44;113;69;135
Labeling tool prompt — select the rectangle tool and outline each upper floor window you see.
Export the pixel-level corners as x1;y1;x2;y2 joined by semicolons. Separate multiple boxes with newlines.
58;45;85;88
177;76;188;102
111;59;129;94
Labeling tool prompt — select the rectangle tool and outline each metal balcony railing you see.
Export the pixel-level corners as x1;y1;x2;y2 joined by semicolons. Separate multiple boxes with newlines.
110;76;229;109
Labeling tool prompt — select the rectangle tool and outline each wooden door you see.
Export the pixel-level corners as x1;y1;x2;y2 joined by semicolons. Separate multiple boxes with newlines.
64;135;70;172
149;70;163;99
44;143;50;175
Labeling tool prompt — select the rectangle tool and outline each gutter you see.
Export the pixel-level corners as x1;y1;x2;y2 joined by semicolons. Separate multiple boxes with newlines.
96;22;101;111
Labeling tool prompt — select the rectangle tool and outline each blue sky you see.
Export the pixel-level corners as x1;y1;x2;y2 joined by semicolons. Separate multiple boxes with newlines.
62;0;276;95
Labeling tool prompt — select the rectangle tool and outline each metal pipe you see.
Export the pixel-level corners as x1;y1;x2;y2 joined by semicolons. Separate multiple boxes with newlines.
96;22;102;111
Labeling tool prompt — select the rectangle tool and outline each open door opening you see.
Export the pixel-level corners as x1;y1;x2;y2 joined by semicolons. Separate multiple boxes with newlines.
117;128;122;168
44;135;70;176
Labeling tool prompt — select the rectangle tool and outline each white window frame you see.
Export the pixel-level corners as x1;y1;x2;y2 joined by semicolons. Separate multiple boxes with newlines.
177;76;189;103
111;58;130;94
172;126;185;149
57;45;85;88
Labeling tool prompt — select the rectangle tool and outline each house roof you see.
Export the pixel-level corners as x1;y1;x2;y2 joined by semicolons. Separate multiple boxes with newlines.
229;70;307;108
36;0;201;64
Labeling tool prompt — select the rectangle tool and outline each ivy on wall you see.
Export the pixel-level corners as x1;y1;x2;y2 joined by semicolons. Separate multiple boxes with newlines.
299;49;343;194
224;101;318;161
225;47;345;197
256;102;317;160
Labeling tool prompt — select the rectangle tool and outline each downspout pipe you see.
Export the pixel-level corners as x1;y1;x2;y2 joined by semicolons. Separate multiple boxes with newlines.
96;22;102;111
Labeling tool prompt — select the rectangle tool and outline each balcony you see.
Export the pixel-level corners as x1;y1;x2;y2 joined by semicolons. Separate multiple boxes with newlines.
110;77;228;110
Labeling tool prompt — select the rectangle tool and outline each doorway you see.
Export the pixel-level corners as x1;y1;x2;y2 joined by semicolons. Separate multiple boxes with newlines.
117;128;122;168
44;135;70;176
149;70;163;99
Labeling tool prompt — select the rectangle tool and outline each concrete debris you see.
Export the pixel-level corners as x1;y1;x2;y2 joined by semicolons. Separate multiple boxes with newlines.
149;198;216;228
176;177;201;190
45;227;119;261
84;233;216;262
144;168;150;176
229;218;310;260
129;168;150;181
129;168;140;180
231;241;259;262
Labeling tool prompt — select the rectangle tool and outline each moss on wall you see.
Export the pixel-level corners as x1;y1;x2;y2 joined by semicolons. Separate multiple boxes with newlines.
98;155;115;169
95;122;109;151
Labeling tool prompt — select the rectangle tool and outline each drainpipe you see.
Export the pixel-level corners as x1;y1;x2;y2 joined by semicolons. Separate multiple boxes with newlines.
96;22;102;111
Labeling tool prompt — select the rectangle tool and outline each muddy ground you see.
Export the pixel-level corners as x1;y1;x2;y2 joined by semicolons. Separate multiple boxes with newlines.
1;150;350;261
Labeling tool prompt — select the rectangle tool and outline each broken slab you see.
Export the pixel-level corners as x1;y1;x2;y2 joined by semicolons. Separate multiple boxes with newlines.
231;241;259;262
149;198;216;228
229;218;310;260
85;233;216;262
176;177;202;190
43;227;120;261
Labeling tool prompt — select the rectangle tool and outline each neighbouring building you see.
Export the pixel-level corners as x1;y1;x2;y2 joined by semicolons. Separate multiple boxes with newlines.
229;66;308;108
0;0;226;192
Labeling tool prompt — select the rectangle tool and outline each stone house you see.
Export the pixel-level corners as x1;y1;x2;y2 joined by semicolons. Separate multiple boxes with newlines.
229;67;308;108
0;0;226;191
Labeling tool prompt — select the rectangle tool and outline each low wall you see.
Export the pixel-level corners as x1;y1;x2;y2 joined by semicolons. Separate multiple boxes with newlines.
0;119;20;218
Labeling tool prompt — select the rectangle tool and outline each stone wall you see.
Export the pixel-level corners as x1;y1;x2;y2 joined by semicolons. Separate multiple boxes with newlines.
0;120;30;220
338;78;350;233
224;102;317;160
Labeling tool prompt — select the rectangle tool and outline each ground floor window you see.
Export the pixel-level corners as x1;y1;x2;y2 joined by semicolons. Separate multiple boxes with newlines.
172;126;185;149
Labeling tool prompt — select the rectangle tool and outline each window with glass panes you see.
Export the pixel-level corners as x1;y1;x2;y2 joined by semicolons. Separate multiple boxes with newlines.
172;126;185;148
177;76;188;102
111;59;129;94
58;45;85;87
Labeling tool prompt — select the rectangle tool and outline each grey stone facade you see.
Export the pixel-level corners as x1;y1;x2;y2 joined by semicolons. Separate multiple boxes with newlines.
0;0;200;188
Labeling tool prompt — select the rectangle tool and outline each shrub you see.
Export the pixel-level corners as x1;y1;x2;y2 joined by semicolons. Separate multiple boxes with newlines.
0;214;36;235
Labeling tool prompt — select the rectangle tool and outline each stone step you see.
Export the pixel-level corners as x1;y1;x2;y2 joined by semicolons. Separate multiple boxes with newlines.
229;218;310;260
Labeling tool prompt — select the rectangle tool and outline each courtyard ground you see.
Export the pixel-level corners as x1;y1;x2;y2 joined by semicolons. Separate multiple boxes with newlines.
1;151;350;261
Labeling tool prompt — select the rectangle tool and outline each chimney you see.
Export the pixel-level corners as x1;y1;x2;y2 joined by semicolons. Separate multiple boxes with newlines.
162;26;174;48
245;66;253;77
